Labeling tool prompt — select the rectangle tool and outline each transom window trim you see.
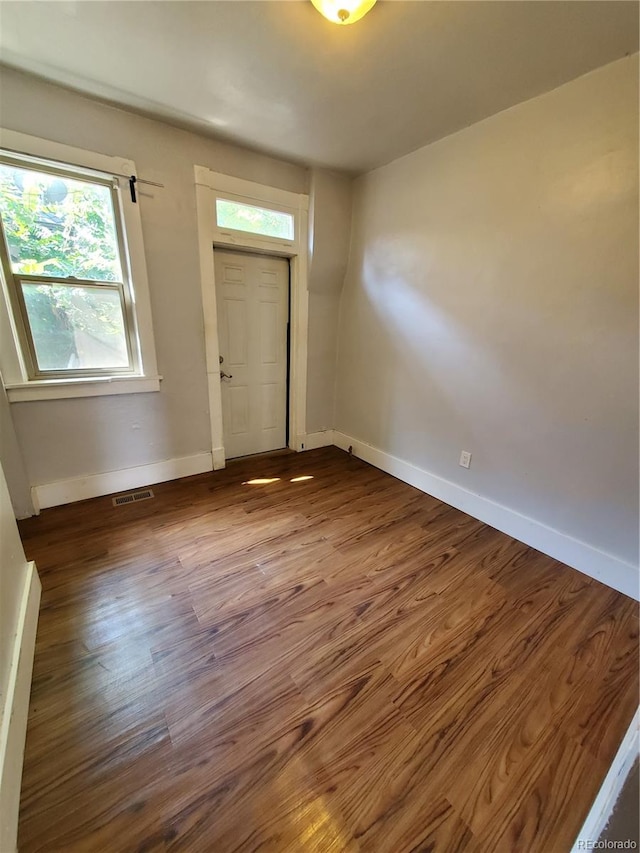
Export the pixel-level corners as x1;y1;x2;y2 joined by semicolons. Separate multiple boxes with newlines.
195;166;308;255
0;129;159;401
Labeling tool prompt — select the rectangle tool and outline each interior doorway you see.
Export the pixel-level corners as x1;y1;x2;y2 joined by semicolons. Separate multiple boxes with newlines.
194;165;309;469
214;250;289;459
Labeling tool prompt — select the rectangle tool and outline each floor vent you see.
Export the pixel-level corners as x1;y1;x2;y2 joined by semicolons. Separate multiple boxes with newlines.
112;488;154;507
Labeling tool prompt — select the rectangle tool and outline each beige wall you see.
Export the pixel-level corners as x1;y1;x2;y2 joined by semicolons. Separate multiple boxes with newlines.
0;66;343;487
335;56;639;569
307;169;353;431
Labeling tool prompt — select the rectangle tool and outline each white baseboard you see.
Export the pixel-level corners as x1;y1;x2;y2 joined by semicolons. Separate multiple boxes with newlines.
212;446;226;471
300;430;335;451
32;452;214;509
25;433;639;598
571;708;639;850
0;562;41;853
332;432;639;601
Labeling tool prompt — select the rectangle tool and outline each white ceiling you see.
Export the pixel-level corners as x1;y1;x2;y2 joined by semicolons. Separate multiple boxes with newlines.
0;1;637;174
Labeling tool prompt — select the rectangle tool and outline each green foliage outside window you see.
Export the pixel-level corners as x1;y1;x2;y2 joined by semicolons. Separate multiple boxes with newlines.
216;199;294;240
0;163;129;371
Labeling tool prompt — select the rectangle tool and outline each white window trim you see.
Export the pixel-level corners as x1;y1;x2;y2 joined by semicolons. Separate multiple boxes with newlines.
0;128;160;402
194;166;309;469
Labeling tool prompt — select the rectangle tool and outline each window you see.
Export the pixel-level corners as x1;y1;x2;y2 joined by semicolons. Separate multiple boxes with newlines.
0;155;137;377
0;131;159;400
215;198;294;241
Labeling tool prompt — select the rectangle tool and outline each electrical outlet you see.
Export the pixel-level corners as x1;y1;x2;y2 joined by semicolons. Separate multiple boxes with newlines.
459;450;472;469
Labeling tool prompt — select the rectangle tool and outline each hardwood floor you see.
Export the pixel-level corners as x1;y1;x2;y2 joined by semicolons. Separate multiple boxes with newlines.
17;447;639;852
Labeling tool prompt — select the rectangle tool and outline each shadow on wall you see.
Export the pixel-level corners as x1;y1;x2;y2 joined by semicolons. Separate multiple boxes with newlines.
336;198;637;564
334;55;639;567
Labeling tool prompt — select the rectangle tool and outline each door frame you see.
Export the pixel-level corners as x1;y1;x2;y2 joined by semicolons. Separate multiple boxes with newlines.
194;166;309;468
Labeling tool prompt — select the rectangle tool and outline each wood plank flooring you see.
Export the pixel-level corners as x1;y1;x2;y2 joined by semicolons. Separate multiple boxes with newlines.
17;447;639;852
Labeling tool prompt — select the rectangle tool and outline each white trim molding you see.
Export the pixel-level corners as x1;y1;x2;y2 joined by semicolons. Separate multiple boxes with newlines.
32;452;213;509
6;375;161;403
195;167;309;214
571;708;639;850
332;431;639;601
300;430;335;451
194;166;309;467
0;561;40;853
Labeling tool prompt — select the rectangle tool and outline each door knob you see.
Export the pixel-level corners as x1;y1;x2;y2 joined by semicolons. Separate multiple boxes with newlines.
220;370;233;380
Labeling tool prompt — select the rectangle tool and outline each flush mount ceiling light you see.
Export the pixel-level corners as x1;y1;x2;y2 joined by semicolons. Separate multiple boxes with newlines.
311;0;377;25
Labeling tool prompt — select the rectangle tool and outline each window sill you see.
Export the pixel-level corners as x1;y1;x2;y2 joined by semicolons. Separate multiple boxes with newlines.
6;375;162;402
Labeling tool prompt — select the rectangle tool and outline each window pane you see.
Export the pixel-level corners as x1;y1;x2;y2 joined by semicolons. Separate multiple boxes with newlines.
21;282;130;371
216;199;294;240
0;162;122;281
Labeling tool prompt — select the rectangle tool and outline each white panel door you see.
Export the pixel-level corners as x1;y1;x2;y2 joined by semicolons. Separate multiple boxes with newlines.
214;250;289;459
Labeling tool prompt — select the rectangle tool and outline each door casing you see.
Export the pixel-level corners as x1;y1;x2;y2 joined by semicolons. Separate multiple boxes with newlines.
194;166;309;469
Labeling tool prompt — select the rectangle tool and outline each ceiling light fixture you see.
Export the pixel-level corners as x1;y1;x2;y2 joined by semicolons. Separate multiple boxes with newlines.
311;0;377;26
